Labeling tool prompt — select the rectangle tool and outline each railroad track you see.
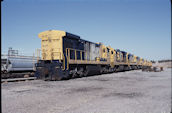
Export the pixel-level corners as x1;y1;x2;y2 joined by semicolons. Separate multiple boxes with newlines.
1;77;37;83
1;72;35;79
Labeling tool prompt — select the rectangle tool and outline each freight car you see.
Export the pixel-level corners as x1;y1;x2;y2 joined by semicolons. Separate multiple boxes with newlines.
1;55;37;74
35;30;152;80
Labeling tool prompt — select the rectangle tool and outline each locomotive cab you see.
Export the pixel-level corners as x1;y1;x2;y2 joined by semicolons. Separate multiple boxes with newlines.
36;30;68;80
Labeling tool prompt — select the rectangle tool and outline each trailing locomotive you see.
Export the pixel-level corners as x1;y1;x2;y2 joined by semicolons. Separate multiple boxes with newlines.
35;30;152;80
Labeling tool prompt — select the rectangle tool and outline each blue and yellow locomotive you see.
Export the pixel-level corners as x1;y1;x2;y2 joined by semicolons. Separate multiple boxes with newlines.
35;30;152;80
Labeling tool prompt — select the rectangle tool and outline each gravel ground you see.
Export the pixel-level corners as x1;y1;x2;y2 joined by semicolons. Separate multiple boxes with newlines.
2;69;171;113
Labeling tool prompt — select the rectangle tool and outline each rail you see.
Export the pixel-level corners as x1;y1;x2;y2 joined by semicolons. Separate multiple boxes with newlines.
1;77;36;83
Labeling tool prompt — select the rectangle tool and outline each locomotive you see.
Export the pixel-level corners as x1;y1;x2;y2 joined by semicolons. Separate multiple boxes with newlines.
35;30;152;80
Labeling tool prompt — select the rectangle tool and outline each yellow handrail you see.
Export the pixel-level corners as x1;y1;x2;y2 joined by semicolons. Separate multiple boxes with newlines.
80;51;82;61
75;50;77;61
66;48;85;61
62;53;65;70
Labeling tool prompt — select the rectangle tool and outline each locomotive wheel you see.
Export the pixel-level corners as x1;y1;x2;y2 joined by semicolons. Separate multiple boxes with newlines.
3;70;7;74
66;74;72;80
100;68;103;74
78;68;84;77
1;71;4;74
112;68;116;72
72;72;78;78
113;67;117;72
55;76;63;81
79;71;84;77
102;67;107;74
108;68;113;73
83;68;89;77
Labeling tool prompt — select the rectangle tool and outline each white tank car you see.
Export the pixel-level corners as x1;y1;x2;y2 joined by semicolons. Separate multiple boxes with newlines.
1;55;38;73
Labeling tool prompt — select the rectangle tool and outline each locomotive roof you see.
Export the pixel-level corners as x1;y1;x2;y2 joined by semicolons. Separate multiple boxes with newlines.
120;51;126;53
39;30;101;46
66;32;101;46
66;32;80;40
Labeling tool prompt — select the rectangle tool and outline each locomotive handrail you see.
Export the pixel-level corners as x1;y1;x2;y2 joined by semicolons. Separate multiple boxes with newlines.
65;48;86;52
65;48;143;67
66;48;111;64
65;48;86;70
62;53;65;70
66;48;86;61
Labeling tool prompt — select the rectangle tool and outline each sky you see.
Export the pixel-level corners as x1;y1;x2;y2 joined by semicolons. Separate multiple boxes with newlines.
2;0;171;61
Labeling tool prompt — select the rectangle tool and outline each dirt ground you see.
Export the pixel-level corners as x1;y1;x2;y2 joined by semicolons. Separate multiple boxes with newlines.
2;68;171;113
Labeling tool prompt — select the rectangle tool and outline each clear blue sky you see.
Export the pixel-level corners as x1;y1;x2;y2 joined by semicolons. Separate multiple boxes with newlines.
2;0;171;61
